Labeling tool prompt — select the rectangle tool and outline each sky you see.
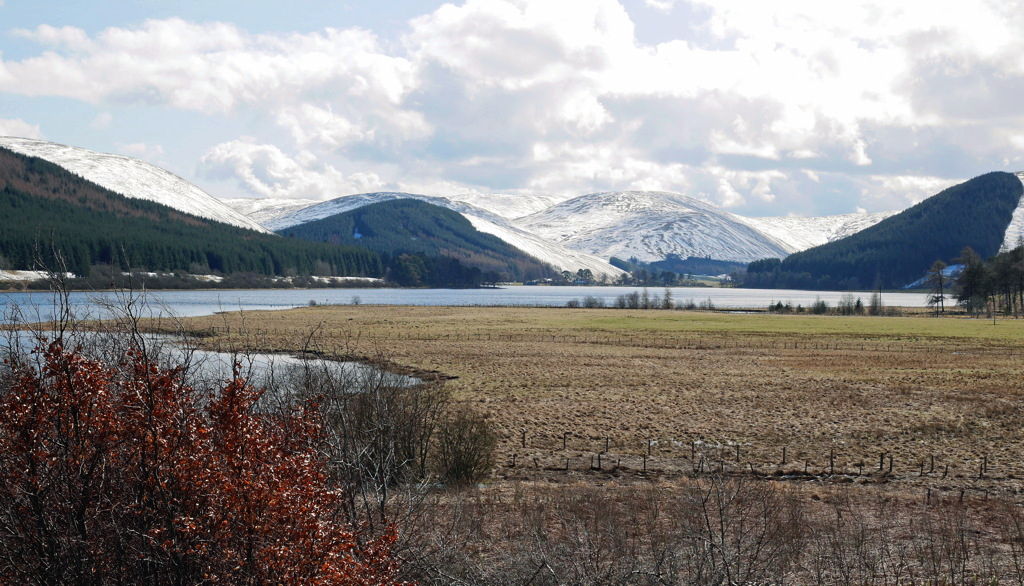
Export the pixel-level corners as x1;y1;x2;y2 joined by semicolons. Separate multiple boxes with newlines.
1;0;1022;217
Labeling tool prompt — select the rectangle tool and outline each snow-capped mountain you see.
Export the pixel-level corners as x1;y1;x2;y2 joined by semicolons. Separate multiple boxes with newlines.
736;211;897;253
0;137;269;233
1000;173;1024;250
221;197;320;226
515;191;794;263
269;192;625;277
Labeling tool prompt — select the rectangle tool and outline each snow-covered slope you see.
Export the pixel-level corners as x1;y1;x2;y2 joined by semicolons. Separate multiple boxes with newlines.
736;211;897;253
515;191;793;263
269;192;624;277
0;137;269;233
221;197;320;226
445;192;566;219
1000;173;1024;251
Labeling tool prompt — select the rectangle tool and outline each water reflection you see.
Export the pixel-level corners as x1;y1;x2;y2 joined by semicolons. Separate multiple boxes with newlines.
2;328;419;394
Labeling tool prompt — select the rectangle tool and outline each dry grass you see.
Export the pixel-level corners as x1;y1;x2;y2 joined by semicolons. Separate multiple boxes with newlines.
162;306;1024;496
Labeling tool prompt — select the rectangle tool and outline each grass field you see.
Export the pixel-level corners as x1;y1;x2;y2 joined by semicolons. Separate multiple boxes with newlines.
165;306;1024;496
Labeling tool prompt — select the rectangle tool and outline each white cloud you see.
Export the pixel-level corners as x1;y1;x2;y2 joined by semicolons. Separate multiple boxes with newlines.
2;1;1023;213
644;0;678;13
14;25;91;50
1;19;418;116
198;139;384;199
860;174;954;208
0;118;43;139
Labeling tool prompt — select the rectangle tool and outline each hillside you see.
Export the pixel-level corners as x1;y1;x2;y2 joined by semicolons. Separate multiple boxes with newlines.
0;146;382;278
278;199;556;282
0;137;269;233
515;191;792;263
269;192;624;278
738;211;898;252
746;172;1024;289
221;197;320;225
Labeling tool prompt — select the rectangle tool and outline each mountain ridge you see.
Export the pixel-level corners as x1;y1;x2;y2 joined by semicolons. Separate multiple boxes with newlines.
514;190;794;263
278;199;557;283
268;192;625;278
749;171;1024;289
0;137;269;233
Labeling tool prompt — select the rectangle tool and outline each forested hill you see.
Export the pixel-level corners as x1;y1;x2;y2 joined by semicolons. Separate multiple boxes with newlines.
278;198;557;282
744;172;1023;290
0;147;382;278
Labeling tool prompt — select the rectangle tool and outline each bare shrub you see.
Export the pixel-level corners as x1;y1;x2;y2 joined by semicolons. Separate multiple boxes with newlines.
667;475;804;584
435;406;497;485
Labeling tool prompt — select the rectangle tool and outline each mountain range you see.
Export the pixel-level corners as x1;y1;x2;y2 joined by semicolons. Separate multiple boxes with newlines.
241;188;904;269
5;136;1024;287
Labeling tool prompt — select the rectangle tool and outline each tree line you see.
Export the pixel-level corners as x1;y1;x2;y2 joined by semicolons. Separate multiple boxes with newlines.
948;243;1024;316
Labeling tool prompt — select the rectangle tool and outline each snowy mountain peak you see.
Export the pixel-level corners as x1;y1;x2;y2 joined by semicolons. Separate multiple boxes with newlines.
516;190;793;263
0;137;269;233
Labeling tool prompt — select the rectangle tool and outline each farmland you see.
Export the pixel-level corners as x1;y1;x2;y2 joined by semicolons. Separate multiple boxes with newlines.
168;306;1024;496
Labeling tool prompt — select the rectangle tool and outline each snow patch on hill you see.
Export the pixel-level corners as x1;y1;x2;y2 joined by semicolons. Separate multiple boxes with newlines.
269;192;624;277
0;137;269;233
0;270;74;281
221;197;320;225
1001;173;1024;251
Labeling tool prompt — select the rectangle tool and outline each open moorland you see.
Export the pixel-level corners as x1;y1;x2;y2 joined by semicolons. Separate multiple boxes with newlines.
165;305;1024;497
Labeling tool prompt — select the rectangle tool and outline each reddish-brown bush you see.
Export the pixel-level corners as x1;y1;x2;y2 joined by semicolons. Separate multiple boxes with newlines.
0;340;401;585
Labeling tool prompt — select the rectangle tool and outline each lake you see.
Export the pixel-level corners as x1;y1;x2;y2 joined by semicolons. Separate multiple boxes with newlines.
0;285;934;324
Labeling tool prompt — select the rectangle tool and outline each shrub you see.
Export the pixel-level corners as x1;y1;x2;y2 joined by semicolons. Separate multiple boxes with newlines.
435;406;497;485
0;338;400;585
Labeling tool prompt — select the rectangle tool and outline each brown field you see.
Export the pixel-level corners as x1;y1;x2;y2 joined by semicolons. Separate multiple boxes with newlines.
160;305;1024;498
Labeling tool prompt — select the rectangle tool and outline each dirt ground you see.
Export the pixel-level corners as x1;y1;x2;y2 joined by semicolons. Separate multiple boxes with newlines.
163;305;1024;497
